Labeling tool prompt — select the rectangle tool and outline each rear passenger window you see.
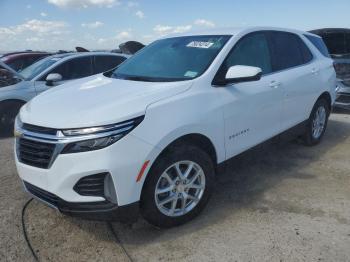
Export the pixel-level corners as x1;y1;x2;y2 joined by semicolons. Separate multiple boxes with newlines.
269;32;307;71
94;55;126;74
299;39;313;63
304;35;330;58
216;32;272;81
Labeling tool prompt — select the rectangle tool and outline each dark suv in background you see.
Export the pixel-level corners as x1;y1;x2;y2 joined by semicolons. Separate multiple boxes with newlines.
310;28;350;109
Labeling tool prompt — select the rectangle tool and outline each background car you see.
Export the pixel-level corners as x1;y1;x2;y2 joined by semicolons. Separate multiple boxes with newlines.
0;52;129;136
310;28;350;109
0;51;52;72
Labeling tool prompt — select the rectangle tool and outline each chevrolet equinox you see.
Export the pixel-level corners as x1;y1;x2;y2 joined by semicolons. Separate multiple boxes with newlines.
14;27;337;228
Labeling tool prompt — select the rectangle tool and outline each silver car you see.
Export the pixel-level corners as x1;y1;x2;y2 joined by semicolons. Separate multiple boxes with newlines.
0;52;129;135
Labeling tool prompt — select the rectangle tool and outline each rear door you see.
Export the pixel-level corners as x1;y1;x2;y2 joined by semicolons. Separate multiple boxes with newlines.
267;31;319;130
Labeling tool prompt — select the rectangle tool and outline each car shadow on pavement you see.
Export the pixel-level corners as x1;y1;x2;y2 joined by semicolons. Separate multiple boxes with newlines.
90;117;350;246
24;117;350;260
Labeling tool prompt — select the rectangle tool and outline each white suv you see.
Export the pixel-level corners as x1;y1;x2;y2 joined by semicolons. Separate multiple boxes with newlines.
15;27;336;228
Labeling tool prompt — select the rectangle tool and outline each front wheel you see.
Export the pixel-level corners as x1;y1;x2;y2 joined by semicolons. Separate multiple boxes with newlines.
140;145;215;228
303;98;330;146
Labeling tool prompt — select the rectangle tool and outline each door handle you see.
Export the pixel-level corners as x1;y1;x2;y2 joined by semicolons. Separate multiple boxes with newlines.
311;68;319;74
269;80;281;88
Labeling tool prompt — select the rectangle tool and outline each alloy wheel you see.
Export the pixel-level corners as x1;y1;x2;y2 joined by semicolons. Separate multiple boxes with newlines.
154;160;206;217
312;106;326;139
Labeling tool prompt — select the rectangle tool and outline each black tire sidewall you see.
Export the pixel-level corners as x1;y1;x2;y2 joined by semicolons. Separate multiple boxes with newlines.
0;101;23;137
140;145;215;228
304;99;329;146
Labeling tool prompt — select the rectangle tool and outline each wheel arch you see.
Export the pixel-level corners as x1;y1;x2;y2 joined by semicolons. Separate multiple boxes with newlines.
157;133;218;166
140;133;218;197
317;92;332;112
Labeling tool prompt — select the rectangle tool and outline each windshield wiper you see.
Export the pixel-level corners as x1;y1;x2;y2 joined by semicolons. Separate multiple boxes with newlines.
122;75;154;82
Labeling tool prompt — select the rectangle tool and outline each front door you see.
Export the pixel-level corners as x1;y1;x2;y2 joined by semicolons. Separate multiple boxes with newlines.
214;32;283;159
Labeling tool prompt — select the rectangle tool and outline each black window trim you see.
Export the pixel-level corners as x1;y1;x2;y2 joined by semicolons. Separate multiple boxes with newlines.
212;30;315;87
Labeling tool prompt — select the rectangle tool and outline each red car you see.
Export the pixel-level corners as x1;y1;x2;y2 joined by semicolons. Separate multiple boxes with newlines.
0;51;52;72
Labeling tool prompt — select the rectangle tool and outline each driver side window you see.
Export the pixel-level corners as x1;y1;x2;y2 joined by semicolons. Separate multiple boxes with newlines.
214;32;272;83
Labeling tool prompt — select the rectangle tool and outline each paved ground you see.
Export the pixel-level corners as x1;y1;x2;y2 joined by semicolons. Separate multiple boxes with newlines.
1;112;350;262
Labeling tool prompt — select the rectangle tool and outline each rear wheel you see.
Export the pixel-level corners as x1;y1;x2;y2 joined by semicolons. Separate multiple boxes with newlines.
303;98;330;146
0;101;24;137
140;144;215;228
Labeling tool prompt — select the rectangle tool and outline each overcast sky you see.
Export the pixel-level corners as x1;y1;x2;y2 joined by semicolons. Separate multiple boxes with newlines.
0;0;349;51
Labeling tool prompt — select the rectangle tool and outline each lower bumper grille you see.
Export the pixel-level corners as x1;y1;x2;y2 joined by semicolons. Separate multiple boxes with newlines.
73;173;107;197
23;181;139;222
18;138;55;169
24;181;115;212
24;181;59;207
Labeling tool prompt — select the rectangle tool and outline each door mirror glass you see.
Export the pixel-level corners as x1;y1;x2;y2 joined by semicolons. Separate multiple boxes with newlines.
225;65;262;84
46;73;62;86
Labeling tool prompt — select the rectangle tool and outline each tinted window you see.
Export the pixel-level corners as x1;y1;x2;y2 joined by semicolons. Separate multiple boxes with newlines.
305;35;330;57
49;57;93;80
269;32;307;71
216;32;272;83
20;56;62;80
94;55;126;74
299;39;314;63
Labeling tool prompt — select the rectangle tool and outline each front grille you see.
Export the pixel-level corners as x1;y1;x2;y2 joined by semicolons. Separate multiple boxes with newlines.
22;123;57;135
24;181;59;207
18;138;56;169
73;173;107;197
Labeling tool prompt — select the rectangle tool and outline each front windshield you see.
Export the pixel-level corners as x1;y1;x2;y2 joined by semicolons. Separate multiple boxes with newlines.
20;56;62;80
111;35;231;82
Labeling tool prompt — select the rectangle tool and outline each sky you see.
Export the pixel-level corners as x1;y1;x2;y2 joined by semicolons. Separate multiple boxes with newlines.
0;0;349;51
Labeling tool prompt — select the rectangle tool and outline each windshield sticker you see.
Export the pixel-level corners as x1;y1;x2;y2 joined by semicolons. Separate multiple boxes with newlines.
184;71;198;78
187;41;214;49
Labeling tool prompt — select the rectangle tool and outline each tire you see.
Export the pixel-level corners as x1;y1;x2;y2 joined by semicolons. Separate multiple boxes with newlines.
140;144;215;228
0;101;24;137
303;98;330;146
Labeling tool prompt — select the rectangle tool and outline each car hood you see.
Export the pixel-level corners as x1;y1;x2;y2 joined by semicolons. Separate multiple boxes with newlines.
20;74;193;128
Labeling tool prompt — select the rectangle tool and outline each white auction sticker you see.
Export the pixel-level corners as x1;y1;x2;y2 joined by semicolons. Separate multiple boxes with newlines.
187;41;214;49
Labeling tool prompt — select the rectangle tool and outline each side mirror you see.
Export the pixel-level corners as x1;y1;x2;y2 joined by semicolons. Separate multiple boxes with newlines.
46;73;62;86
225;65;262;84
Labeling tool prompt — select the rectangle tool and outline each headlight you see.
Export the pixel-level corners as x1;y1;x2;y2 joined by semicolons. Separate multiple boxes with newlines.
61;116;144;154
14;115;22;137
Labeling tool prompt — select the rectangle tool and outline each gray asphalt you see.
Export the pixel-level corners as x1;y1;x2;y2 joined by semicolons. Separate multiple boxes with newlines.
1;112;350;262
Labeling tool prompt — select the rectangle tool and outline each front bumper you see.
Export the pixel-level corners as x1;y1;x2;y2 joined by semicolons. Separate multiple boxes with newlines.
23;180;139;223
14;127;160;213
